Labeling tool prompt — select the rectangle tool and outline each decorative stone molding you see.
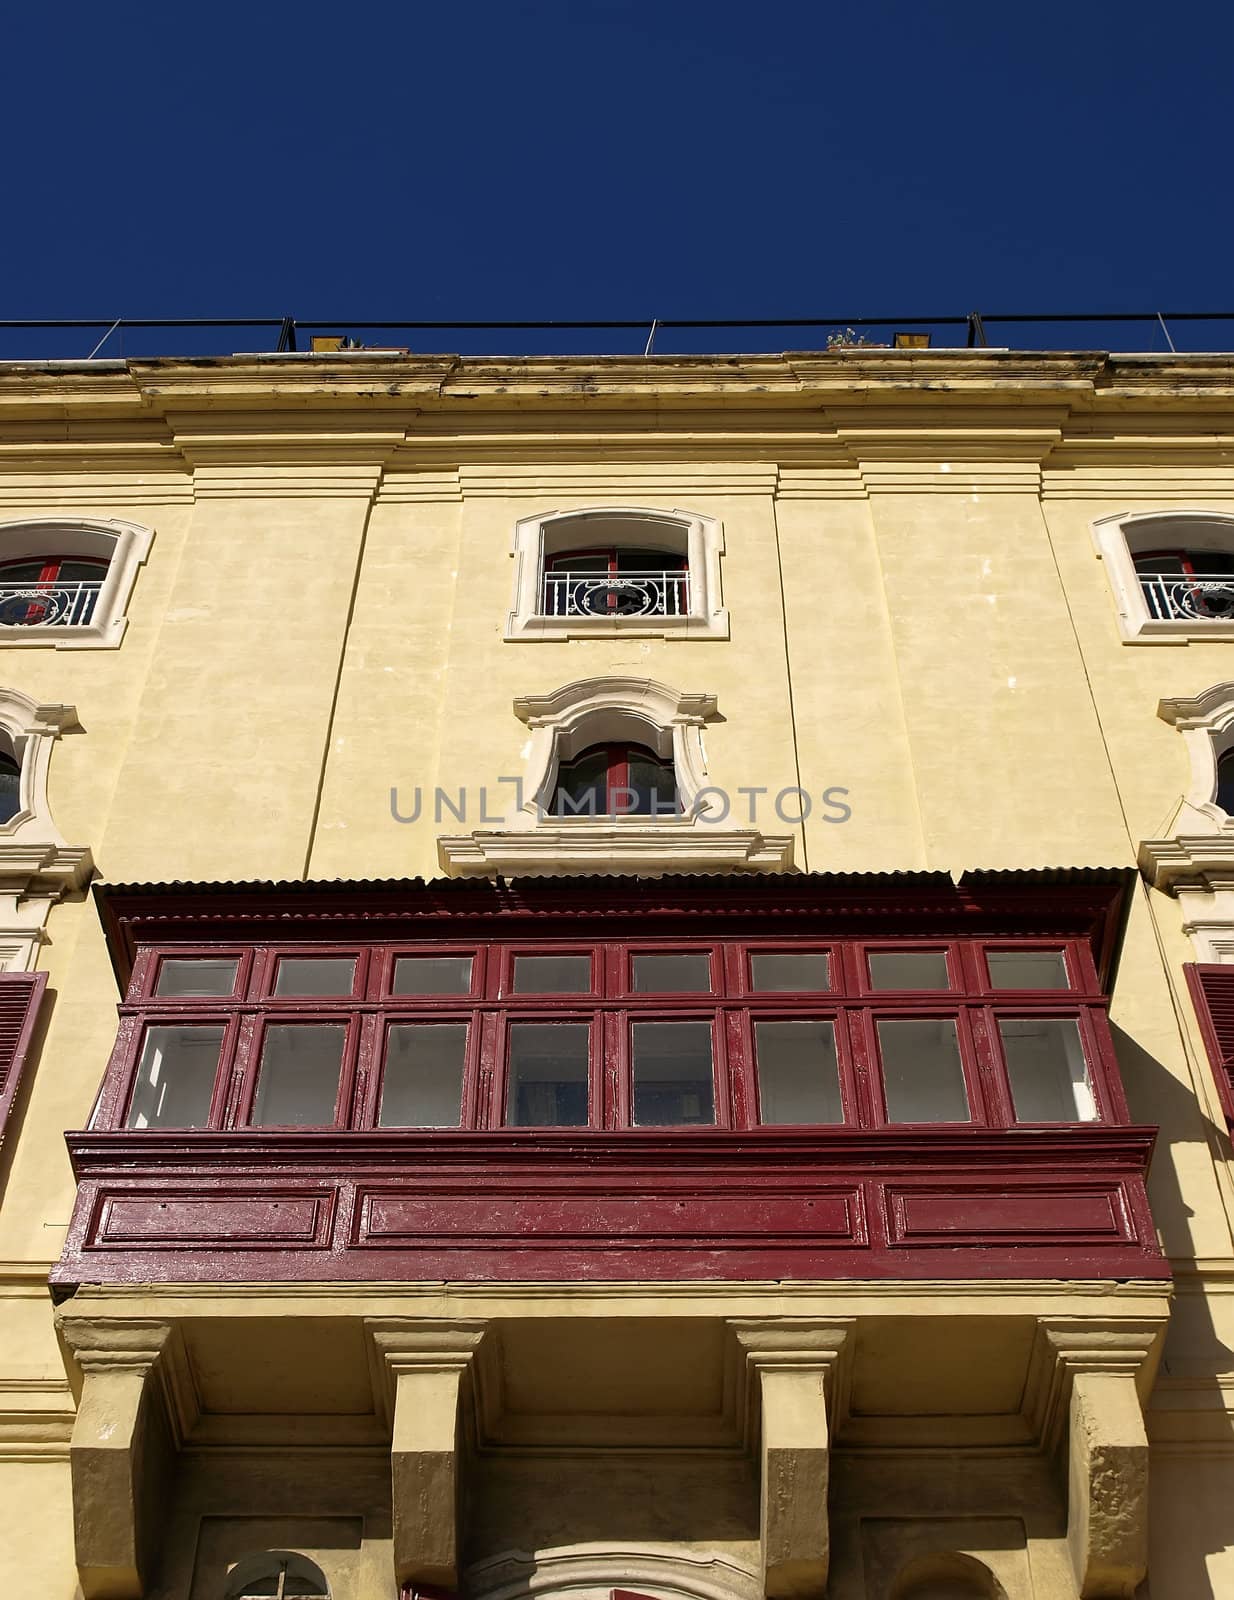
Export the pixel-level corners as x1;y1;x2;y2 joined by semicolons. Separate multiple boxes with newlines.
366;1318;489;1593
438;678;794;877
1023;1317;1165;1599
505;506;728;641
1139;685;1234;958
1092;509;1234;643
0;689;93;969
0;515;153;649
467;1545;763;1600
57;1318;194;1600
728;1319;855;1600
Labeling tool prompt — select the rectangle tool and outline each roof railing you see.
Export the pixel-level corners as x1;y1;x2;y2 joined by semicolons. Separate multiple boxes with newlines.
3;311;1234;362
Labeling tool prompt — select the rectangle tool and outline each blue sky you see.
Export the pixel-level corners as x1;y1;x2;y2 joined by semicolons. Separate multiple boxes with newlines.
6;1;1233;355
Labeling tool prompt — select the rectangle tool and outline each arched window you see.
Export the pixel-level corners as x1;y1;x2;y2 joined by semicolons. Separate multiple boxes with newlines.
553;742;678;817
1095;511;1234;638
0;554;110;627
507;507;728;640
0;747;21;825
1217;746;1234;815
0;517;152;648
224;1550;330;1599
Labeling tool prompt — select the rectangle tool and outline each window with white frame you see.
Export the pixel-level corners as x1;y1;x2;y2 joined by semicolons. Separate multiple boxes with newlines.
436;677;794;875
0;516;153;648
505;507;728;640
1094;510;1234;640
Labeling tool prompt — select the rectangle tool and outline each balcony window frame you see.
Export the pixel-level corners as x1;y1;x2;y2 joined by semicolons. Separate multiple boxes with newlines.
237;1010;364;1131
505;506;729;641
0;516;153;649
98;931;1128;1137
1093;509;1234;642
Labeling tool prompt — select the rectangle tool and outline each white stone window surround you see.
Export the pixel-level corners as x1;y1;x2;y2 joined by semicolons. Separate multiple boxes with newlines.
437;677;793;876
1093;508;1234;643
504;506;729;641
0;687;93;970
1139;682;1234;961
0;515;153;649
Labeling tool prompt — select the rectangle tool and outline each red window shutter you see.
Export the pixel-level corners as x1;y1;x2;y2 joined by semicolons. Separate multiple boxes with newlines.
0;971;47;1145
1186;964;1234;1125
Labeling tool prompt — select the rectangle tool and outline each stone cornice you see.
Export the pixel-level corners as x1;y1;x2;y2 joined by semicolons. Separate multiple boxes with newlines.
2;350;1234;427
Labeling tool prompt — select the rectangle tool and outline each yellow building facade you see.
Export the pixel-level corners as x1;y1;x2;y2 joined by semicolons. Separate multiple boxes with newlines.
0;346;1231;1598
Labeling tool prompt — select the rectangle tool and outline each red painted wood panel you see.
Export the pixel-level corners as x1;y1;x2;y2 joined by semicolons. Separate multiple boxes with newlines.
96;1192;329;1247
358;1188;861;1244
887;1186;1124;1245
51;1125;1168;1288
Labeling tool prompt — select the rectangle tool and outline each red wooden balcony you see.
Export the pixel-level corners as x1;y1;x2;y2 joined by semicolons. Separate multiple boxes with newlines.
51;870;1168;1292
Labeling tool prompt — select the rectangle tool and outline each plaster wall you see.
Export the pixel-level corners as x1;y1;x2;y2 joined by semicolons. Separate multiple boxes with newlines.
0;354;1232;1594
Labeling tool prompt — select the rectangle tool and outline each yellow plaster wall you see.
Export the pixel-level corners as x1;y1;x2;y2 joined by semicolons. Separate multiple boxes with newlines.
1;355;1234;1593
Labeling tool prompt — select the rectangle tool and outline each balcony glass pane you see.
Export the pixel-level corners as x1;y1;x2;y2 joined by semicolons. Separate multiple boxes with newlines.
273;957;356;997
749;952;831;992
127;1024;223;1128
392;955;473;996
512;955;591;994
1001;1018;1097;1121
877;1018;970;1122
632;953;711;992
986;950;1069;990
632;1021;715;1125
506;1022;589;1126
755;1020;843;1124
869;950;950;990
251;1024;345;1126
380;1023;467;1127
155;957;239;997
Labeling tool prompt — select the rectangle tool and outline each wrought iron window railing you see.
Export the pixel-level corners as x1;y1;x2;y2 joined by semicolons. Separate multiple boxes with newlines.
541;569;690;619
1138;571;1234;621
0;580;104;627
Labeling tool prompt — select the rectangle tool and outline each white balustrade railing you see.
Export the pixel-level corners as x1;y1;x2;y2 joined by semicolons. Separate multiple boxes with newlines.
0;581;104;628
1138;572;1234;621
541;569;690;619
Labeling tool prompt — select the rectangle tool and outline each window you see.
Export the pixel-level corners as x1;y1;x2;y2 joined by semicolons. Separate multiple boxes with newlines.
1094;510;1234;640
1133;547;1234;621
506;507;728;640
552;742;678;818
224;1552;330;1599
97;933;1123;1134
543;545;688;619
0;555;110;627
1217;747;1234;816
0;749;20;825
438;677;795;875
0;517;152;648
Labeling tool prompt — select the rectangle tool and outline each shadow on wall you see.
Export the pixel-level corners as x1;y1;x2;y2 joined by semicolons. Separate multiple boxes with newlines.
889;1549;1007;1597
1111;1020;1234;1600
